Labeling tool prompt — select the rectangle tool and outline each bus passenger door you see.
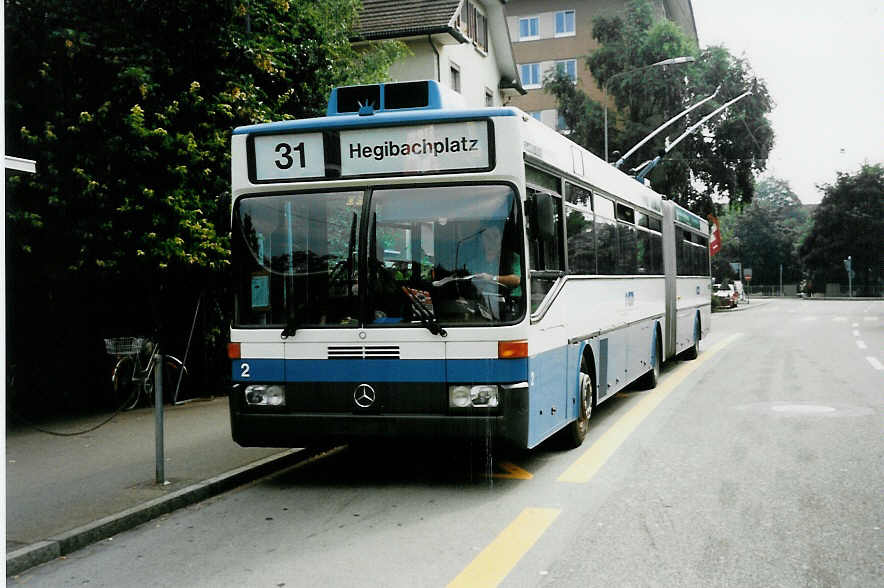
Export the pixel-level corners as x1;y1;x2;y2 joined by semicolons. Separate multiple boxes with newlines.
525;188;569;446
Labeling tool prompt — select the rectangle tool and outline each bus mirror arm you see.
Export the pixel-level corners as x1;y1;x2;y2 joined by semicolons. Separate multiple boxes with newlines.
530;270;565;281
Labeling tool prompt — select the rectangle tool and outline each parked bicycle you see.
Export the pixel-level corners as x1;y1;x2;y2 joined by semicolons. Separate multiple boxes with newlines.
104;337;188;410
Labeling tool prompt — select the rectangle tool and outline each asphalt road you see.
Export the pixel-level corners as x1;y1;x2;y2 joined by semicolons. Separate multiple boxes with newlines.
10;299;882;587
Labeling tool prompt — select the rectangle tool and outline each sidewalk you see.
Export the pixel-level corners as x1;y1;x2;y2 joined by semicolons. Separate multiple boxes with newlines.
5;397;305;576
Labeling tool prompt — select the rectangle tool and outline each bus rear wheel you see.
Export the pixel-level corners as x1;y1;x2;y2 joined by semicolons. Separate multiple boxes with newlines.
680;317;700;360
563;360;593;448
638;336;662;389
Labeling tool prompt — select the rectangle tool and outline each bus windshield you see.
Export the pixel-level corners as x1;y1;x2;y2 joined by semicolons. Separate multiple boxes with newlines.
233;184;525;330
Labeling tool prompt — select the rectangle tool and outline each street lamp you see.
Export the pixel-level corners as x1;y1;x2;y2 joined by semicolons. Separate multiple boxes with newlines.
603;56;695;163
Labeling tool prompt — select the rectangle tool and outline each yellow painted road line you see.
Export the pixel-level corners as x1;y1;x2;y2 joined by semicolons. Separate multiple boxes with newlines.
492;461;533;480
557;333;743;484
447;507;561;588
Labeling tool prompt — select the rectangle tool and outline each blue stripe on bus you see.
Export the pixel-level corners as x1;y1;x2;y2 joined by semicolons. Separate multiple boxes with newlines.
231;358;528;383
232;108;518;135
286;359;444;382
232;359;284;382
446;358;528;382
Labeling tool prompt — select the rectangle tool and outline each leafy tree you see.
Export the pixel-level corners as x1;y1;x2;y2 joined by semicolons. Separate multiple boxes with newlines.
800;164;883;296
5;0;405;412
712;177;809;287
545;0;774;216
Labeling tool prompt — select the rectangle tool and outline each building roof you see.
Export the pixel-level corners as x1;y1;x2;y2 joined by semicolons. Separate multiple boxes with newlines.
354;1;525;96
356;0;464;41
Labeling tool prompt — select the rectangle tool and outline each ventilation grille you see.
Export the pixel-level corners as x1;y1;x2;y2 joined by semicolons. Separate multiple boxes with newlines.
327;345;400;359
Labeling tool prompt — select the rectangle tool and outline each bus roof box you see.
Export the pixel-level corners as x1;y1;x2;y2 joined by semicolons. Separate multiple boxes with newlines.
327;80;466;116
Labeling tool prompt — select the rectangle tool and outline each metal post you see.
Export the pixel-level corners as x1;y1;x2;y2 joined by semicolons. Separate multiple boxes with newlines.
155;353;166;485
779;264;783;296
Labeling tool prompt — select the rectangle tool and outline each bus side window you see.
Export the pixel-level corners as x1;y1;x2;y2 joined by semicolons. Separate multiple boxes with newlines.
526;189;564;312
594;196;617;275
565;204;596;275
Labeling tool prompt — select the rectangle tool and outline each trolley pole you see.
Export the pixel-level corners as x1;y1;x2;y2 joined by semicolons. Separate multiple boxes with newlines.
155;354;166;485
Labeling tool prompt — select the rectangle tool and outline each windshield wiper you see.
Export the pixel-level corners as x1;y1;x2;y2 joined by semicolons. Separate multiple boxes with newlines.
281;316;299;338
400;286;447;337
281;296;300;339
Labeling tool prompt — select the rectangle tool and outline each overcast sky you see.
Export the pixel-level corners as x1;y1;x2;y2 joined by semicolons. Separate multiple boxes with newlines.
691;0;884;203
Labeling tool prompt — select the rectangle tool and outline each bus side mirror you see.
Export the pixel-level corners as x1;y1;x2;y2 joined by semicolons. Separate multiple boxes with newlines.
534;194;556;243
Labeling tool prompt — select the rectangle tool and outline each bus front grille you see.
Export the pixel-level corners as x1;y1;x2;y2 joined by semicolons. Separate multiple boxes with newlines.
327;345;400;359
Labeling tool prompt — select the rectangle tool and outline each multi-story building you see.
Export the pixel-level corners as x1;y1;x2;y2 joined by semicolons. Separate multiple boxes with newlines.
355;0;526;108
504;0;698;130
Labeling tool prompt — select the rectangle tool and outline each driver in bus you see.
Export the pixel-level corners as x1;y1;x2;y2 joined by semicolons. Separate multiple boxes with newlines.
471;225;521;294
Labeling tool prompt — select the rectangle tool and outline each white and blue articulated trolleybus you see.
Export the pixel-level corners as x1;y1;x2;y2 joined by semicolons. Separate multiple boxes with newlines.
228;80;710;450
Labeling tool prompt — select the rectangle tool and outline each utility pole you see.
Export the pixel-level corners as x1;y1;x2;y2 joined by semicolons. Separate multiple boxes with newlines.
844;256;853;297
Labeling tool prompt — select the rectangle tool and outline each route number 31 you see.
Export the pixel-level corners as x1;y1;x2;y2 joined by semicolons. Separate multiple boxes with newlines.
252;132;322;181
275;142;305;169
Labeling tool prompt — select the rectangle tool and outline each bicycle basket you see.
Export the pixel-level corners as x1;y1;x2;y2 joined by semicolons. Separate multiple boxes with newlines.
104;337;147;357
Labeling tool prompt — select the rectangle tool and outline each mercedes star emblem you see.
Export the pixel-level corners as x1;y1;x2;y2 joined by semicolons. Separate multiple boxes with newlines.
353;384;376;408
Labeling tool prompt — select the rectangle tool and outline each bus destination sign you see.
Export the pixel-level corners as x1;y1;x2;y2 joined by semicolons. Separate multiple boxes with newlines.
249;121;492;182
340;121;491;177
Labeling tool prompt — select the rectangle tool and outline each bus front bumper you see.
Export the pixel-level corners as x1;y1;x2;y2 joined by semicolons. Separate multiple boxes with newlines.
229;383;530;448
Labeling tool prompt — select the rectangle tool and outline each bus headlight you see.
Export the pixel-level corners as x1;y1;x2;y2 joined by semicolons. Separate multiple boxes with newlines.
244;384;285;407
448;385;499;408
449;386;471;408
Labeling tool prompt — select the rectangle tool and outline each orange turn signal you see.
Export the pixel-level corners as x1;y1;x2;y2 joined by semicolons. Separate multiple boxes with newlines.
498;340;528;359
227;342;241;359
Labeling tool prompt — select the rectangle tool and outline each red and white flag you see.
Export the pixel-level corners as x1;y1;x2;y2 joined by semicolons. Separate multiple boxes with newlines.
708;215;722;256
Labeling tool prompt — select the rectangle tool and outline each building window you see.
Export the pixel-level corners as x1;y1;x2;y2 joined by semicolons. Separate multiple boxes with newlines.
450;62;461;93
529;111;542;121
485;88;494;107
519;16;539;40
475;10;487;52
555;10;576;37
458;1;488;52
555;59;577;83
519;62;541;89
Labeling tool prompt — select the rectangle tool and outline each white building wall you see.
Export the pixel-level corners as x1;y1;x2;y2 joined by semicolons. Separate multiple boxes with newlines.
443;39;502;106
386;36;506;108
389;41;438;82
380;2;514;108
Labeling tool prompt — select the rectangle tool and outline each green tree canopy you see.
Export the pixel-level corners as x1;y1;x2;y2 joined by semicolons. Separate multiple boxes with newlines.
799;164;883;296
545;0;774;215
5;0;405;411
712;177;809;286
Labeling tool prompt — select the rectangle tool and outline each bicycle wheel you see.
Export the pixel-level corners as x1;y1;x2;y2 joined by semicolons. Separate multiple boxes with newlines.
111;356;140;411
164;355;190;404
142;356;189;405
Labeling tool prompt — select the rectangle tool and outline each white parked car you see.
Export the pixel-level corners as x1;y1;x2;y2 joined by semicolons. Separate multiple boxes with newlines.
713;283;738;308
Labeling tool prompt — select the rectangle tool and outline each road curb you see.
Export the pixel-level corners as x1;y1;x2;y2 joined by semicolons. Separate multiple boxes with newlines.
6;448;306;577
712;299;769;313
